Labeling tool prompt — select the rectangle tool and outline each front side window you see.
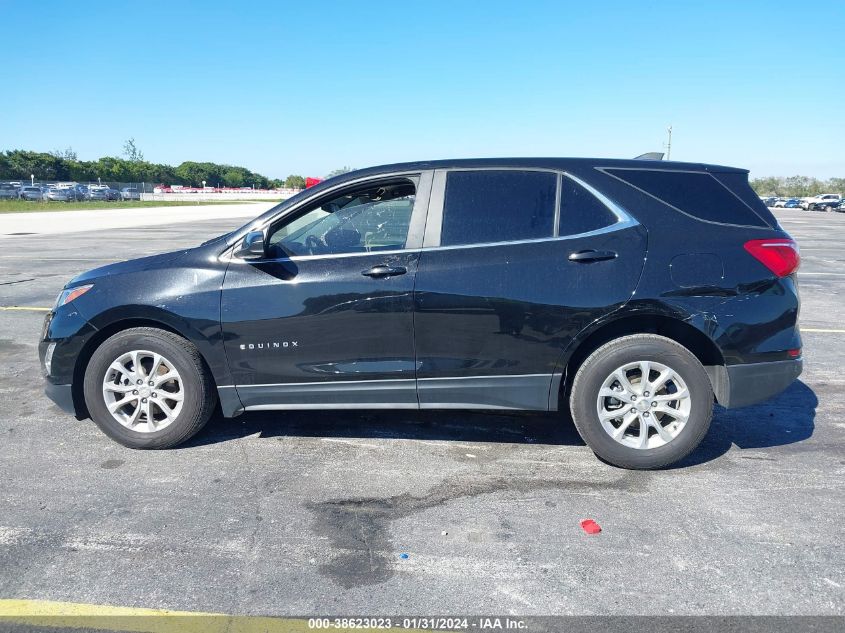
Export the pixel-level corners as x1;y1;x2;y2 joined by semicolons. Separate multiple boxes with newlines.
440;170;556;246
267;179;416;257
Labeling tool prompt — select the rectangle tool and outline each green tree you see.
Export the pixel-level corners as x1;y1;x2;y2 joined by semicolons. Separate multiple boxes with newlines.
284;174;306;189
223;168;246;188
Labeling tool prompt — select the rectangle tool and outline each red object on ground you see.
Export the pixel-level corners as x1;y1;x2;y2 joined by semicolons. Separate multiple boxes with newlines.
305;177;322;188
580;519;602;534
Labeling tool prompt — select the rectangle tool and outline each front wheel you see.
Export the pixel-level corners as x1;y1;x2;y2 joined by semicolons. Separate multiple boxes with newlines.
569;334;713;469
83;327;216;449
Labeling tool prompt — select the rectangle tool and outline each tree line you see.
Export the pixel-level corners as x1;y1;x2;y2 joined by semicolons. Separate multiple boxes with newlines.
750;176;845;198
0;144;307;190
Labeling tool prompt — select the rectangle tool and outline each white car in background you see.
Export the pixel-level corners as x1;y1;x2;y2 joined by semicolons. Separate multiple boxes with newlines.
801;193;841;211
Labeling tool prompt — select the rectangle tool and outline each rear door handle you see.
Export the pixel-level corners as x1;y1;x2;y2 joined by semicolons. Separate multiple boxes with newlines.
568;249;617;263
362;264;407;278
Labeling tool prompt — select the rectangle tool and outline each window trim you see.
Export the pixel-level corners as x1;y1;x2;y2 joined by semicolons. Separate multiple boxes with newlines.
423;167;637;249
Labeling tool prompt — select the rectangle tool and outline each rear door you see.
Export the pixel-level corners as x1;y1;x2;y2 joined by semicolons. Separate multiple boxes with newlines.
412;169;647;410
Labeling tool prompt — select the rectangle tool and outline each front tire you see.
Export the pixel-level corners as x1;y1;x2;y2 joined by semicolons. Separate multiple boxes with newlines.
569;334;713;469
83;327;216;449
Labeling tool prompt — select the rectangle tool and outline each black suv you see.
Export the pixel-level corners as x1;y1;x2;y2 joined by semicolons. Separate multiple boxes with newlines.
39;158;802;469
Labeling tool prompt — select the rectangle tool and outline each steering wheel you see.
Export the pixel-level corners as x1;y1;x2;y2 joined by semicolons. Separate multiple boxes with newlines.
305;234;323;255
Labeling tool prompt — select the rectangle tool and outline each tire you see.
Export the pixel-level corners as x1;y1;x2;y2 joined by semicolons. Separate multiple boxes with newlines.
83;327;216;449
569;334;713;469
824;205;833;212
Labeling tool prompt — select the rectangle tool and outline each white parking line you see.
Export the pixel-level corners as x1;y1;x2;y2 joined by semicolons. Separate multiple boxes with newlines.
798;272;845;276
0;306;51;312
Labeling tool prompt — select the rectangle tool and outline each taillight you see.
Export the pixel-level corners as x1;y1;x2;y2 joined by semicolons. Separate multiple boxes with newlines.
743;238;800;277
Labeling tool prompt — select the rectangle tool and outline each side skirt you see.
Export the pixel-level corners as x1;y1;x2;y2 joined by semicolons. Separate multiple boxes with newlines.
216;374;555;414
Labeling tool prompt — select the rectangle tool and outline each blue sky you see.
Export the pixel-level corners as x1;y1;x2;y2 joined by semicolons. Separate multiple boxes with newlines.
1;0;843;179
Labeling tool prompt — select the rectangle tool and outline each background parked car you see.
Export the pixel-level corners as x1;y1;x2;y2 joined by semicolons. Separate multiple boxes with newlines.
783;198;802;208
86;186;109;201
807;194;842;212
120;187;141;201
106;187;120;200
46;187;75;202
19;185;44;201
801;193;841;210
72;184;88;201
0;183;20;199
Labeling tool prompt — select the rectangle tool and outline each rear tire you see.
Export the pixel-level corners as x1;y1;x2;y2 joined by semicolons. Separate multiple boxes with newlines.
83;327;216;449
569;334;713;469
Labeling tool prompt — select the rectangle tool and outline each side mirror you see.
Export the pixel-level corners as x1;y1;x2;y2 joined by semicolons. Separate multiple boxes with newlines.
234;230;266;260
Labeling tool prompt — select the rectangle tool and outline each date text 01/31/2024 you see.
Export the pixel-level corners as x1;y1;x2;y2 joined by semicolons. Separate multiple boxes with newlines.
307;617;527;630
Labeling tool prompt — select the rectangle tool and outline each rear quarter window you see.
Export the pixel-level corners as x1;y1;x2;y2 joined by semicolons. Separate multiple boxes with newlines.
604;168;769;227
559;176;619;235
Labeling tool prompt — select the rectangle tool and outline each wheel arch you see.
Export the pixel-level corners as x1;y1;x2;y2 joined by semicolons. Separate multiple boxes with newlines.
71;316;219;420
553;312;727;409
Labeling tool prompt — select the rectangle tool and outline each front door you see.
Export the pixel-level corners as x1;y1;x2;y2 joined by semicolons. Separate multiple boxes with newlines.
413;169;647;410
221;173;430;410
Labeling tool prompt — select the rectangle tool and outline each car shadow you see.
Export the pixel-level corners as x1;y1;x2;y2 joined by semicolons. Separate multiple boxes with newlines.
186;380;817;468
675;379;817;468
189;407;585;448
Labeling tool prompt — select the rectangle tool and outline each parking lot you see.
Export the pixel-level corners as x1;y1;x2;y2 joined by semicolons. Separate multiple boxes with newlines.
0;207;842;616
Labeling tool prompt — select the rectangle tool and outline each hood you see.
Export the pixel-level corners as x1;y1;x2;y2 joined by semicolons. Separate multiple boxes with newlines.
67;249;190;287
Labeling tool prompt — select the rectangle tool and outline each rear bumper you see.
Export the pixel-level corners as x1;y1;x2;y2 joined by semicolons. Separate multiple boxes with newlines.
44;381;77;416
717;358;803;409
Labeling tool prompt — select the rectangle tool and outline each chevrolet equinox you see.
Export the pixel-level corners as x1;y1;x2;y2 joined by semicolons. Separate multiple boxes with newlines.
39;159;803;469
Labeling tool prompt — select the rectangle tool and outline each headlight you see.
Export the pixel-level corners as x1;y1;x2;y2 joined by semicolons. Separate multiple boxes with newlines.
55;284;93;308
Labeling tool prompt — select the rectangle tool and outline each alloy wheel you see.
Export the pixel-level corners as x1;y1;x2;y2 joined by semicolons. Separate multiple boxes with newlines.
596;360;691;449
101;350;184;433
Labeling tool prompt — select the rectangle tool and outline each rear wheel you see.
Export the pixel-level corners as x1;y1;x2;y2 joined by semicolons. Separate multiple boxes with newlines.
569;334;713;469
83;327;216;449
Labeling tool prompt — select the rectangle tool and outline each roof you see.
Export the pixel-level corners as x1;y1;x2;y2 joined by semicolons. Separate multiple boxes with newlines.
320;157;747;186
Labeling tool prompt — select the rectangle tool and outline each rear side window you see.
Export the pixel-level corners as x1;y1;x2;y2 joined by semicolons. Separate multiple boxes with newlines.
559;176;619;235
441;170;556;246
605;169;768;227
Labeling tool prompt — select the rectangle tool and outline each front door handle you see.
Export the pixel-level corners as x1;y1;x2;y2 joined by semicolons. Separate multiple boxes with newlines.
362;264;407;278
568;249;617;263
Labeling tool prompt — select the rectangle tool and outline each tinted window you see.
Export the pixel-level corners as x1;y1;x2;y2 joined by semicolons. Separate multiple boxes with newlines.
559;176;618;235
606;169;768;226
712;172;777;227
441;170;556;246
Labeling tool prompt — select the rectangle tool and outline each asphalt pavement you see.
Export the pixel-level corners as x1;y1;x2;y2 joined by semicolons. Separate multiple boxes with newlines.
0;207;842;617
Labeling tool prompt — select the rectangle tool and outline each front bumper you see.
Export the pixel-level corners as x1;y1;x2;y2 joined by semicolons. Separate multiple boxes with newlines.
45;381;76;415
720;358;803;408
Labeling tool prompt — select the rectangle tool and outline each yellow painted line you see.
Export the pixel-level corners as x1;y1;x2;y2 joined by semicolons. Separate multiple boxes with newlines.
0;306;51;312
801;328;845;333
0;599;426;633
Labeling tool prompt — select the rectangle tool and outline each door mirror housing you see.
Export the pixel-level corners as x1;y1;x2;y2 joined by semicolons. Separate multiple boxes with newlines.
234;230;266;260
